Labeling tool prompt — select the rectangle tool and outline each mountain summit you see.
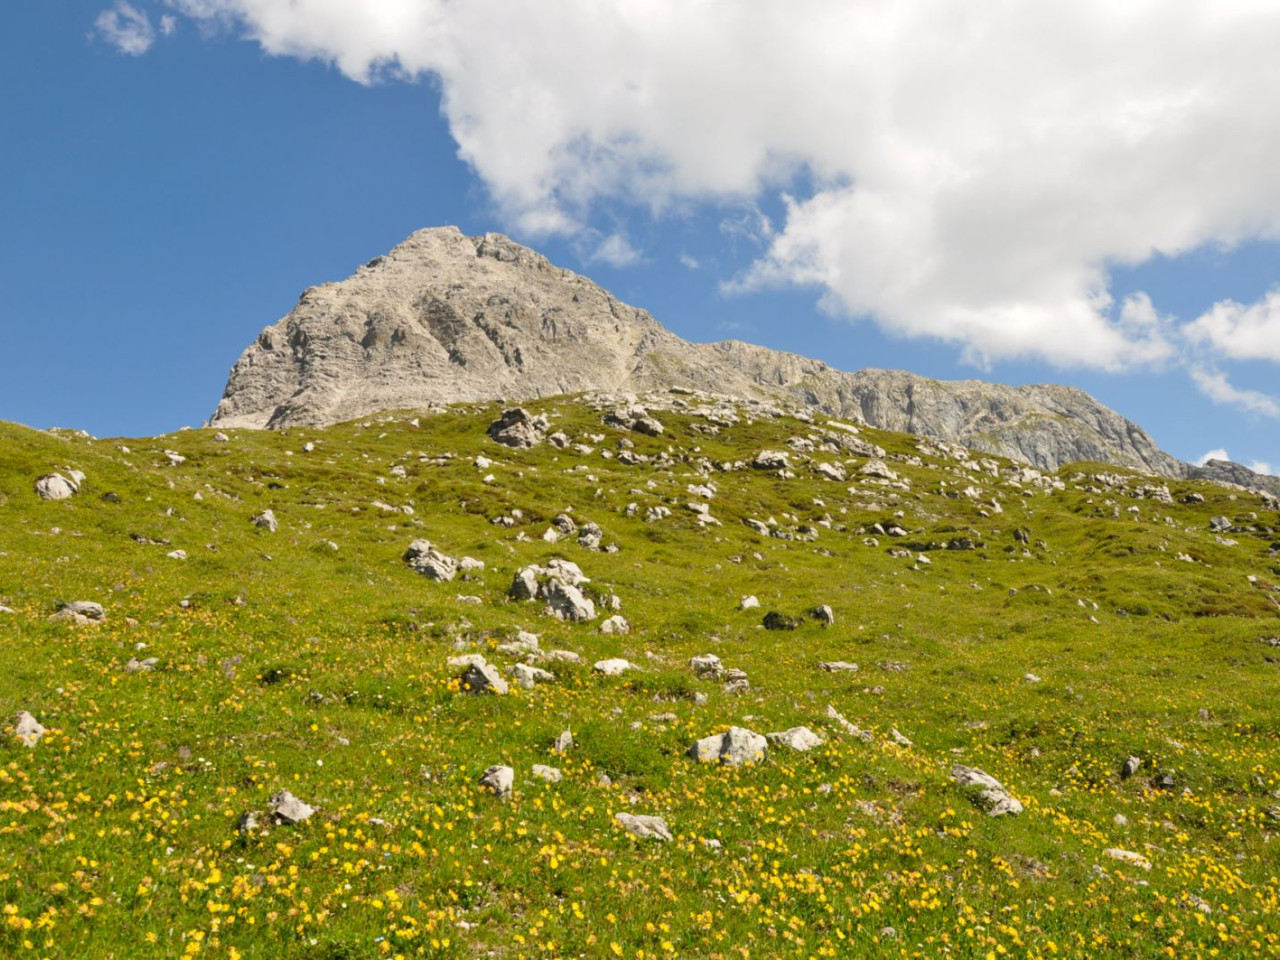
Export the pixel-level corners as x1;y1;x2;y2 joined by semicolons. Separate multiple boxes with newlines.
212;227;1238;481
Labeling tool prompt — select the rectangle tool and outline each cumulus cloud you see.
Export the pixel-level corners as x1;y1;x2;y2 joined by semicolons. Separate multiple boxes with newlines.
1250;460;1276;476
1189;367;1280;418
161;1;1280;370
1186;290;1280;363
587;232;642;269
95;1;156;55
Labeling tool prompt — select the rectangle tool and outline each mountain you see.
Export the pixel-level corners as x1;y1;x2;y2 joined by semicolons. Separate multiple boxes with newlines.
212;226;1260;484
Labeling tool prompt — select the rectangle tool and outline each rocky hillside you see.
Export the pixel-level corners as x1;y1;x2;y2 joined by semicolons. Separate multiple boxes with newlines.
214;227;1235;481
3;397;1280;958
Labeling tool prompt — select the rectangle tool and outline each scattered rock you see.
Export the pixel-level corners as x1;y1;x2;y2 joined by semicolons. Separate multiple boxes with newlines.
817;661;859;673
951;765;1023;816
599;614;630;635
269;790;315;825
479;765;514;799
811;604;835;625
767;726;823;751
552;730;574;755
488;408;548;448
35;472;79;500
593;658;634;676
739;595;760;610
50;600;105;625
1121;755;1142;780
460;661;509;695
763;611;800;631
751;450;791;470
688;727;768;766
125;657;159;673
826;704;873;741
531;764;562;783
252;510;278;532
13;711;45;747
1104;848;1152;870
689;654;724;678
615;811;672;841
507;663;555;689
403;539;459;581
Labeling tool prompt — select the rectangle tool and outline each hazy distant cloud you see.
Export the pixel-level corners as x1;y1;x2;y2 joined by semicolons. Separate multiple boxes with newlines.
1186;290;1280;363
1190;368;1280;418
160;14;178;36
95;2;156;55
1250;460;1276;476
1194;448;1230;466
163;2;1280;371
587;233;641;269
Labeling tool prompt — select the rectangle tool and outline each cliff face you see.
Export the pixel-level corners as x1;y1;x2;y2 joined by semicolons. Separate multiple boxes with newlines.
213;226;1211;478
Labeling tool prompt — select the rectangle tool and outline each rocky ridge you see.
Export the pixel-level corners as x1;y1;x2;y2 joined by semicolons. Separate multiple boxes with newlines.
213;226;1266;486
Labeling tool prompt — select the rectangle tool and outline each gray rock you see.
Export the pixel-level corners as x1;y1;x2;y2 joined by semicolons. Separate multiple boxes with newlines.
50;600;105;625
252;509;278;532
14;711;45;747
817;661;859;673
269;789;315;825
487;408;548;448
461;661;509;695
531;764;562;783
739;595;760;610
825;704;873;741
950;765;1023;816
125;657;159;673
544;578;596;622
812;604;835;625
751;450;792;470
479;764;514;798
766;726;823;751
1103;848;1152;870
509;566;541;600
689;654;723;678
615;811;672;841
552;730;574;755
507;663;554;689
599;614;630;635
688;727;767;766
1121;755;1142;779
593;658;634;676
403;540;459;581
35;473;79;500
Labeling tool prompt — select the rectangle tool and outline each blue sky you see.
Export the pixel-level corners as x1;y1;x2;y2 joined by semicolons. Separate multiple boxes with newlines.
2;2;1278;476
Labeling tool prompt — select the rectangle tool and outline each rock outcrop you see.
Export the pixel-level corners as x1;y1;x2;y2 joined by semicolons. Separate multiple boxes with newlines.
213;226;1193;474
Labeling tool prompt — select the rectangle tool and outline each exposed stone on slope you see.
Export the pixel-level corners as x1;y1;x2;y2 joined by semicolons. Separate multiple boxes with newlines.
212;227;1193;475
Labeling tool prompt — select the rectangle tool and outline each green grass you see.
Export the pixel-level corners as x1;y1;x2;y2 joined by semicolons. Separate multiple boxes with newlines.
1;397;1278;958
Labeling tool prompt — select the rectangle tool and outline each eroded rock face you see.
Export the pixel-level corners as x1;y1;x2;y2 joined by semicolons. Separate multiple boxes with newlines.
211;227;1193;475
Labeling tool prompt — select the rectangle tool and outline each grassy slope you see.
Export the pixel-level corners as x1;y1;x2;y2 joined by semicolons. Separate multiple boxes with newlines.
0;397;1278;959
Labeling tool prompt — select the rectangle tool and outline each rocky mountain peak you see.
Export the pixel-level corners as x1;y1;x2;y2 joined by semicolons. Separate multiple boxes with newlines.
212;227;1270;487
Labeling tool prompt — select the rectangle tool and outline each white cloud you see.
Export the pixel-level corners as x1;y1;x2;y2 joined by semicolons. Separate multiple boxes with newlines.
1194;448;1230;466
160;14;178;37
1249;460;1275;476
1189;367;1280;418
1186;289;1280;363
95;2;156;55
164;2;1280;370
678;253;700;271
587;233;641;268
